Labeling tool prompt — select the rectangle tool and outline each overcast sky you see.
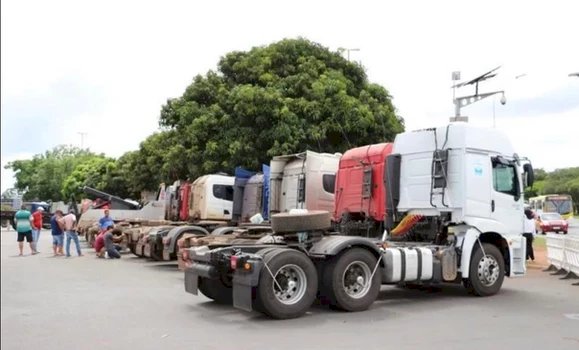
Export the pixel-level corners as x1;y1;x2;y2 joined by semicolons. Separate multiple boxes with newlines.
1;0;578;193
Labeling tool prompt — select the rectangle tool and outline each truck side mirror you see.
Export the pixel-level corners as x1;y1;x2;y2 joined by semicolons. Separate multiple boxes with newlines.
523;163;534;188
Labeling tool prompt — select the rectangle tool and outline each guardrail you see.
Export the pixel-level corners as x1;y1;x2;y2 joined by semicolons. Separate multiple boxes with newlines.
545;233;579;286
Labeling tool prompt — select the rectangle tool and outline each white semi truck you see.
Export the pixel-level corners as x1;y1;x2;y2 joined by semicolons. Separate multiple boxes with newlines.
183;122;535;319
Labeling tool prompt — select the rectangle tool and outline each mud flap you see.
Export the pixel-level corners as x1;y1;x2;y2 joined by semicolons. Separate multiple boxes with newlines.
509;235;526;277
184;269;199;295
232;260;263;312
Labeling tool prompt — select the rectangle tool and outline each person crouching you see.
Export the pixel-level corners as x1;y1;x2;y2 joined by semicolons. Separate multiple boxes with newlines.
104;227;123;259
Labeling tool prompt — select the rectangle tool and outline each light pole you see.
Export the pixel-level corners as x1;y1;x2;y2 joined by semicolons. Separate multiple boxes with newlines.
338;47;360;61
450;66;506;123
78;132;88;149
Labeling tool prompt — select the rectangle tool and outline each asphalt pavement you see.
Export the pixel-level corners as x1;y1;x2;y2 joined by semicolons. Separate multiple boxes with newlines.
1;228;578;350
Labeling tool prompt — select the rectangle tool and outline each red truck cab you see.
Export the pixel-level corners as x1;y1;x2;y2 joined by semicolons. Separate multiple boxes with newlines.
333;143;393;236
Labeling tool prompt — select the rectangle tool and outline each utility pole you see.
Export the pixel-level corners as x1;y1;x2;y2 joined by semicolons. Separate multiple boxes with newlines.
78;132;88;149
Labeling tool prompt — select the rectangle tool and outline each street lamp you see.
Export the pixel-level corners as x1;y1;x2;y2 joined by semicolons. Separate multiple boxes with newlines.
77;132;88;149
450;66;506;123
338;47;360;61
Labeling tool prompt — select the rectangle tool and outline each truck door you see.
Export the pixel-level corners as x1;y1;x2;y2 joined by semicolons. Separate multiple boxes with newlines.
210;184;234;220
490;157;524;236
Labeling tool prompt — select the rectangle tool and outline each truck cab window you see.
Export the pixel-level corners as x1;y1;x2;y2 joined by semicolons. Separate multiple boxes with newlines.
213;185;234;201
322;174;336;194
492;162;518;197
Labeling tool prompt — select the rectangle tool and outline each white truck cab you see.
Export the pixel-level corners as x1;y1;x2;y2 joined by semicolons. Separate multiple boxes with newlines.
389;122;533;280
188;174;234;221
269;150;340;215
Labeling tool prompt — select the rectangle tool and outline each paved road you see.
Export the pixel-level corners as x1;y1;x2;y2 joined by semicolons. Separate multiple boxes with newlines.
1;229;578;350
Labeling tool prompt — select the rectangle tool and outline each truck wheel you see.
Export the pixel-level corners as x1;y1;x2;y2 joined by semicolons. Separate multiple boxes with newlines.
150;246;163;261
256;249;317;319
271;210;331;233
322;248;381;312
198;277;232;304
464;243;504;296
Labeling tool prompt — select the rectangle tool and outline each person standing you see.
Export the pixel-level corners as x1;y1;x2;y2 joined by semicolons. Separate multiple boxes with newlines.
98;209;114;231
14;206;37;256
63;210;82;257
31;207;44;252
523;209;536;261
50;210;65;256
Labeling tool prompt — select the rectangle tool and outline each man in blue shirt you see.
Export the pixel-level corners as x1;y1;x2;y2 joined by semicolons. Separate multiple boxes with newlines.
98;209;114;231
50;210;65;256
14;206;36;256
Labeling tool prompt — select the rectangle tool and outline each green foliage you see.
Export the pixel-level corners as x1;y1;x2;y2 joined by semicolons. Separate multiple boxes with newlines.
116;131;191;194
5;145;99;201
533;168;548;181
61;157;133;200
159;38;404;180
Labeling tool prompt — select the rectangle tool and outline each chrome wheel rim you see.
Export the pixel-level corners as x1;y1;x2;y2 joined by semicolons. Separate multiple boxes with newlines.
477;255;499;286
273;264;307;305
342;261;372;299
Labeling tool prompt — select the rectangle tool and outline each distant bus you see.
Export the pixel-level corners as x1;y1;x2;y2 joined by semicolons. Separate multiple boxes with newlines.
529;194;574;220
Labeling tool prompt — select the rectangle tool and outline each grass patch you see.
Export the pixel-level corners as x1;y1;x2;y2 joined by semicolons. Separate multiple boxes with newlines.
533;235;546;249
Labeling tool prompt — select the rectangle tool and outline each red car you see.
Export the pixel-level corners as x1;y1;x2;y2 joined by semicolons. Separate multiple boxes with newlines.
537;213;568;234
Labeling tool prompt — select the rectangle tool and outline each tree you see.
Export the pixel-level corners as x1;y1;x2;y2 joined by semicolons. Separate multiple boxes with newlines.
61;157;134;200
159;38;404;180
115;130;192;194
5;146;99;201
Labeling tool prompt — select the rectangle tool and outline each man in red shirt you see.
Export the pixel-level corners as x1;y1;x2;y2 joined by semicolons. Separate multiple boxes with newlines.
31;207;44;253
94;227;109;258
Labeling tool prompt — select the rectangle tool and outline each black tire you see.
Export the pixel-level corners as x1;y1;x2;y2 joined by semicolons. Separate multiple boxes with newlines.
464;243;505;296
321;248;380;312
198;277;233;304
252;248;283;313
256;249;318;319
150;243;163;261
271;210;331;233
563;231;568;235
